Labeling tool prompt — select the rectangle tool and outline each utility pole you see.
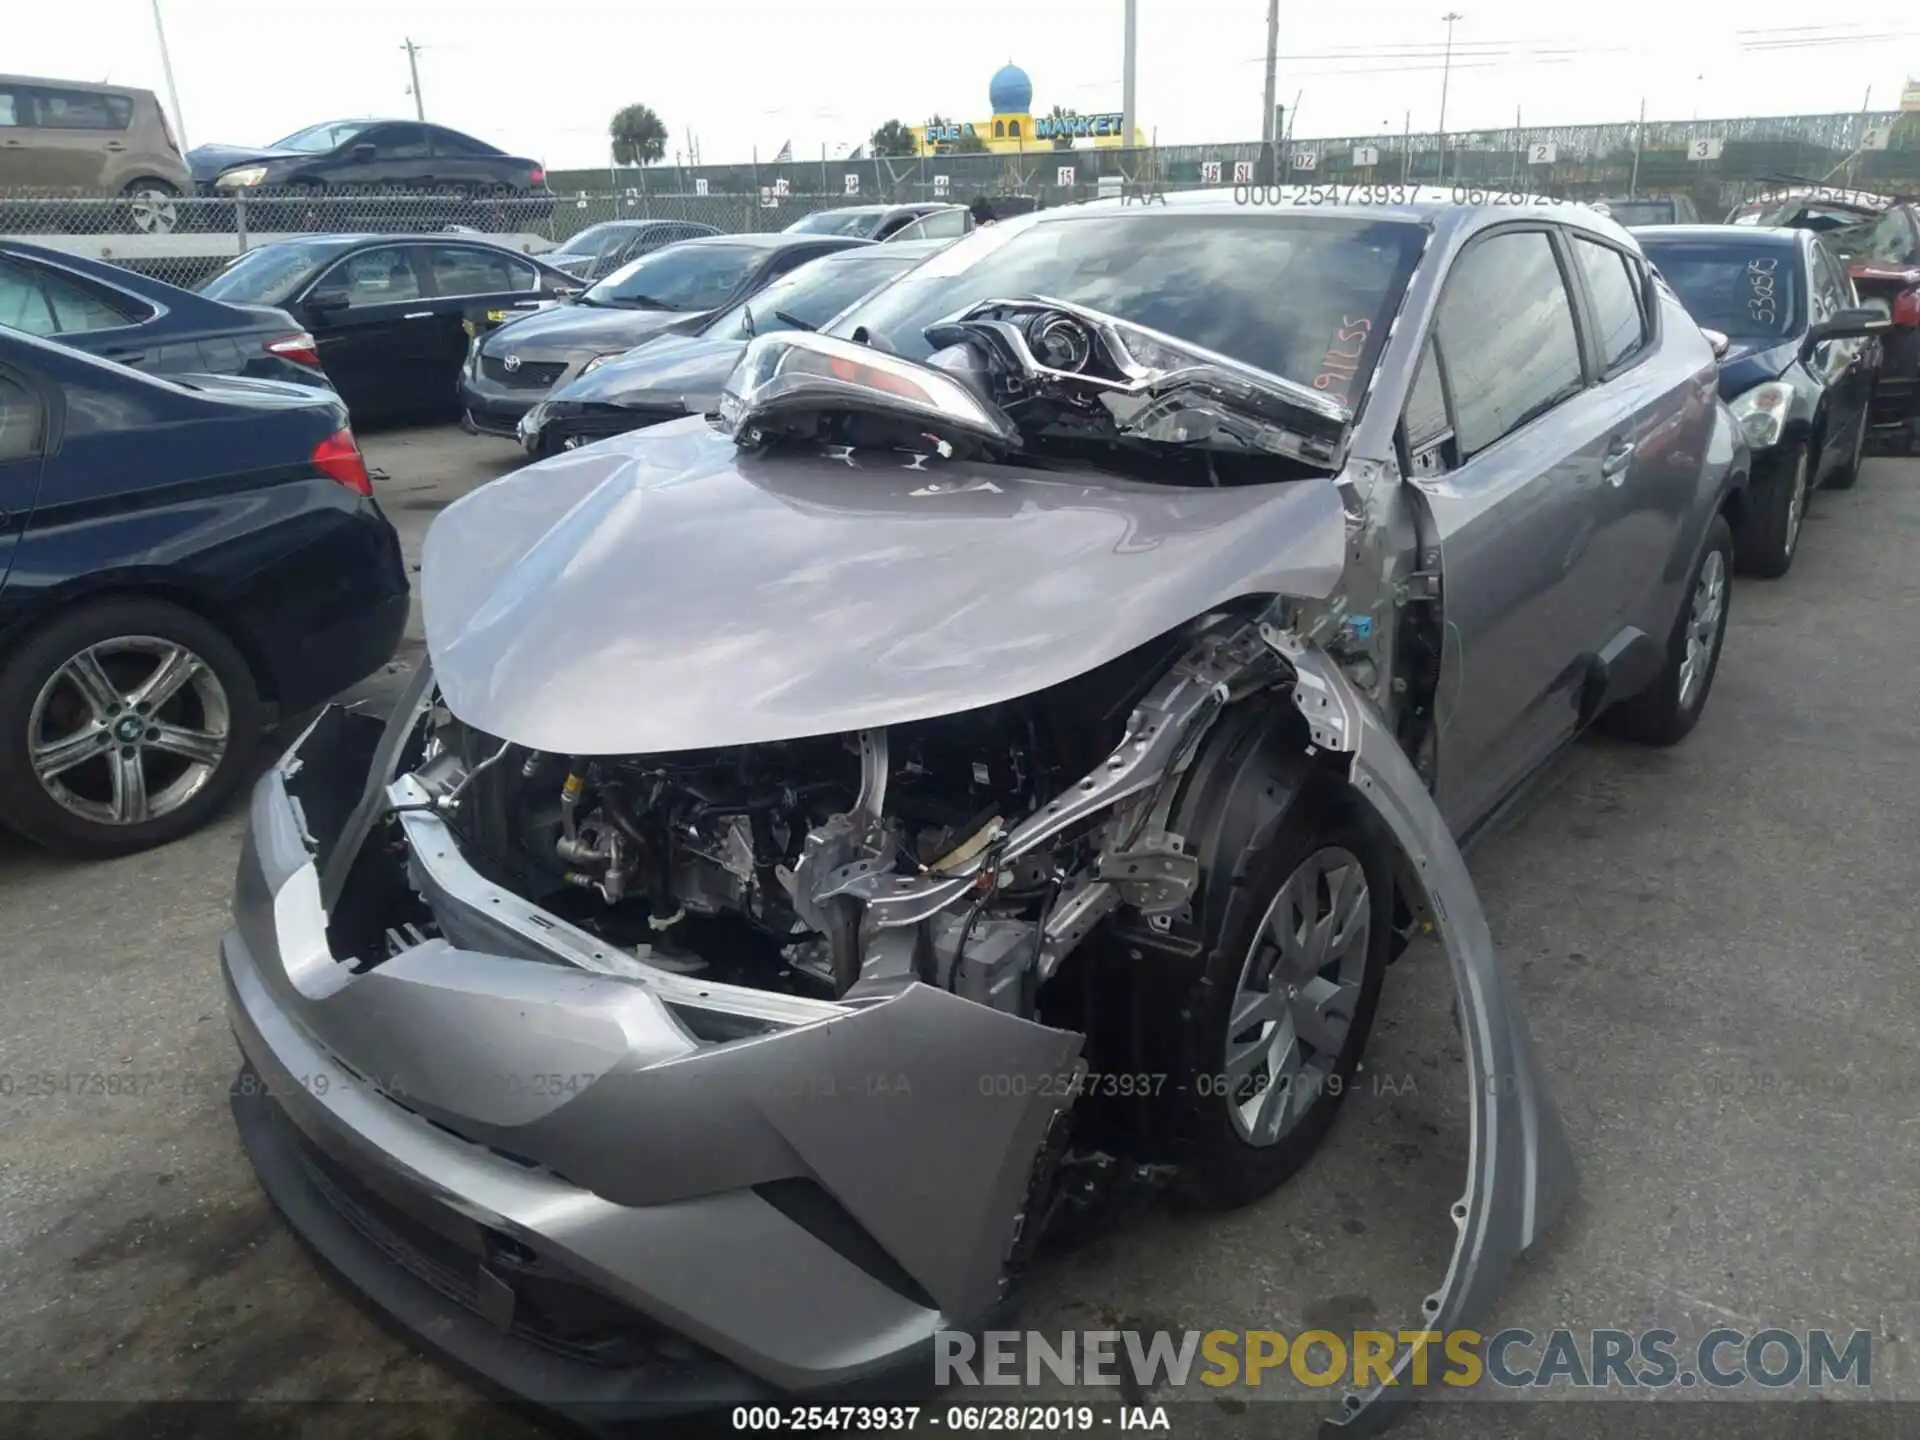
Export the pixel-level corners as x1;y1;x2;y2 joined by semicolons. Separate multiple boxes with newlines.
1121;0;1138;150
149;0;188;151
401;38;426;121
1260;0;1280;183
1437;12;1462;183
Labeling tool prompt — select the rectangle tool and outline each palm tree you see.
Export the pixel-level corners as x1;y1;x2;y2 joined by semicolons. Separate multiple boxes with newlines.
609;103;668;166
870;119;917;157
1045;105;1078;150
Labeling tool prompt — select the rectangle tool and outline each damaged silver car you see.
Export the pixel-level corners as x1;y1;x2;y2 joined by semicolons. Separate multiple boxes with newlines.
221;190;1749;1431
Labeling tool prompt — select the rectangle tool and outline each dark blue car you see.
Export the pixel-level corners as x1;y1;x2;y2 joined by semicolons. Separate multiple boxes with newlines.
0;239;328;389
1635;224;1886;577
0;328;407;856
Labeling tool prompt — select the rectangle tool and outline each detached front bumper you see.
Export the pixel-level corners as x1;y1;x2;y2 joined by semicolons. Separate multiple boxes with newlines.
222;701;1083;1415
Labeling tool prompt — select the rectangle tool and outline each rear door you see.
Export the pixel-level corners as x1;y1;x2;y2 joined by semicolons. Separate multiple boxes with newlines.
1400;224;1621;832
11;85;126;190
0;365;48;596
297;244;437;417
420;244;541;384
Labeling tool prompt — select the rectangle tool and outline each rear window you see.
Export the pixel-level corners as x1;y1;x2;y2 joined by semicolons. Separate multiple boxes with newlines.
200;240;350;306
585;243;764;311
1638;240;1802;340
830;211;1426;401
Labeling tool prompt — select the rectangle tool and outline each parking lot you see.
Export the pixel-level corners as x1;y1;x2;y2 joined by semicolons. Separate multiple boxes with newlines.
1;422;1916;1439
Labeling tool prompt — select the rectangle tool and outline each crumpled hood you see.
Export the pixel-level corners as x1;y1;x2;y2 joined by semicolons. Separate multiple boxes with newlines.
1715;336;1798;397
421;417;1348;755
481;303;691;358
548;333;744;410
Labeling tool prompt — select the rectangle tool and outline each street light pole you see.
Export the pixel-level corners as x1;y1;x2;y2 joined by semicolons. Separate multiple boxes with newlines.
1121;0;1138;149
1437;11;1462;182
402;37;426;121
1260;0;1280;182
149;0;189;151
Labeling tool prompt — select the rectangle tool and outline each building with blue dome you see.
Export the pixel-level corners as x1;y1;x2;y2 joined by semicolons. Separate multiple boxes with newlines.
910;62;1143;156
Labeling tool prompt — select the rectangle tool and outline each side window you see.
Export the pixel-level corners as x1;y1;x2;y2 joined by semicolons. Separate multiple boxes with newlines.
894;208;967;242
0;88;27;127
1401;337;1455;477
319;247;420;306
1804;245;1843;322
32;88;124;130
1572;237;1650;372
1817;246;1858;308
428;128;494;158
0;374;43;462
39;269;141;333
766;247;825;280
0;260;57;336
372;124;431;160
1434;230;1586;459
427;246;533;296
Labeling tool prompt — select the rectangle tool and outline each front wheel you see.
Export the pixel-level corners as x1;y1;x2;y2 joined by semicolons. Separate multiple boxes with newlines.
0;598;262;857
1733;443;1808;579
1169;781;1392;1210
1601;513;1733;748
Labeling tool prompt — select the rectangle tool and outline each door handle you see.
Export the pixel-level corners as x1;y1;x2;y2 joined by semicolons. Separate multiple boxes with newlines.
403;311;434;320
104;141;126;152
1600;441;1634;483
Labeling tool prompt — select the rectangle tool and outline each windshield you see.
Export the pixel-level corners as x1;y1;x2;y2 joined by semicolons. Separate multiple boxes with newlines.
1638;240;1802;341
786;209;887;238
551;224;617;258
585;243;762;310
199;239;352;306
269;120;379;154
703;253;922;341
828;211;1425;396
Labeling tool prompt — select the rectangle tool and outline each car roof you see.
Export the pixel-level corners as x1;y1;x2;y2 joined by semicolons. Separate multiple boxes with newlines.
1634;224;1803;246
0;73;155;97
677;231;874;251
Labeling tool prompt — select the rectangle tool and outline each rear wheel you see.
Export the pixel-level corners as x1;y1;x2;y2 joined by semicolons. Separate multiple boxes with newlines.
119;179;180;235
1602;514;1733;747
0;599;262;856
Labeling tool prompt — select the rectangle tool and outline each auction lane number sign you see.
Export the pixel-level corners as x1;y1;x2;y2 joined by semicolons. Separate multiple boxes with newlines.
1057;166;1075;186
933;174;950;194
1529;142;1556;165
1689;138;1725;161
1353;145;1381;168
844;174;860;194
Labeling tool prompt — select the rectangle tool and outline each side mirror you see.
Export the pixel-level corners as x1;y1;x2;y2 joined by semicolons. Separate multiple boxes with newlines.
307;289;351;314
1807;306;1892;351
1700;326;1732;358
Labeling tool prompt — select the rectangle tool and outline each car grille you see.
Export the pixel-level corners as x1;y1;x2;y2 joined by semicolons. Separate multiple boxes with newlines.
481;355;568;388
549;407;685;443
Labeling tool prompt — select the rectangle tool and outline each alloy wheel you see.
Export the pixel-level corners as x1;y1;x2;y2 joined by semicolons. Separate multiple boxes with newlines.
1222;846;1371;1147
27;637;230;826
125;186;179;235
1677;549;1727;712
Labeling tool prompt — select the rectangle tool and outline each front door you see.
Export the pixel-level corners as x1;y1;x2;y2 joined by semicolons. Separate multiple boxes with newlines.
297;245;441;419
1400;226;1621;834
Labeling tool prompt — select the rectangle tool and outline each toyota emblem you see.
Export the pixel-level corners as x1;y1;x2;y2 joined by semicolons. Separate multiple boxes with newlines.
502;353;522;373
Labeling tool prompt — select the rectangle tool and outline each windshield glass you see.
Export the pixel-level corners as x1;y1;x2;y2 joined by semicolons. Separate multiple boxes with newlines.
551;224;617;258
786;209;886;238
199;239;352;306
703;253;922;341
269;120;378;154
829;211;1425;397
585;243;762;310
1638;240;1802;340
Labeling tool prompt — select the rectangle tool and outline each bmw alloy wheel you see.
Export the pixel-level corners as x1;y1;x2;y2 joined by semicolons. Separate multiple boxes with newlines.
1223;845;1371;1146
1677;549;1727;712
27;637;230;826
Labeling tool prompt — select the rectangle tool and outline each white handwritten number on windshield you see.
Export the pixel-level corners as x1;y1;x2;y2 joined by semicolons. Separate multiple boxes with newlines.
1314;316;1373;403
1747;258;1778;327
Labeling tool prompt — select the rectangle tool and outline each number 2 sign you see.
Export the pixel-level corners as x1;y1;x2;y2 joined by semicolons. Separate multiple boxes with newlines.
1528;142;1556;165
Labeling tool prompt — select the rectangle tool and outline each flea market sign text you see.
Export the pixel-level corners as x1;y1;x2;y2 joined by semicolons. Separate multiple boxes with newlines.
1036;112;1127;140
924;121;980;142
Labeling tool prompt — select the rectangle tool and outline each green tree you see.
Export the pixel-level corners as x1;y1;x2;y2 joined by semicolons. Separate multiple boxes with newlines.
870;119;918;157
1045;105;1078;150
609;103;668;166
956;130;990;154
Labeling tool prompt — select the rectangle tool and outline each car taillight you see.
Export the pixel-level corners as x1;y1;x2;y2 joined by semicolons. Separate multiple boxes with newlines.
529;165;545;186
267;331;321;367
312;429;373;496
1894;290;1920;328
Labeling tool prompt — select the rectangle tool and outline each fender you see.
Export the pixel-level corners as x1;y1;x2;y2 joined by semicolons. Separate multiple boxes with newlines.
1270;637;1578;1437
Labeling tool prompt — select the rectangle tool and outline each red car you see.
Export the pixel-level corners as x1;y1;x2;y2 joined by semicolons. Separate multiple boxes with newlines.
1729;187;1920;449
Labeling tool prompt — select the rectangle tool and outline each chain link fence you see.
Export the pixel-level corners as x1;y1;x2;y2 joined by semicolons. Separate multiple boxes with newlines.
7;109;1920;293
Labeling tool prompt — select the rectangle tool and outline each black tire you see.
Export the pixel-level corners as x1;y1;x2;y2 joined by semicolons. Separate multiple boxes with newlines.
1161;720;1392;1210
1601;513;1733;748
1822;409;1866;490
0;598;263;857
1732;443;1808;579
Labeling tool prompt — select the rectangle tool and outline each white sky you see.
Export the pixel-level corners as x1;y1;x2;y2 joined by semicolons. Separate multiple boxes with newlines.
10;1;1917;167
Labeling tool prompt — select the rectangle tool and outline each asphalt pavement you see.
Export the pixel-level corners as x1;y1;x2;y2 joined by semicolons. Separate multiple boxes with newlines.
0;425;1914;1440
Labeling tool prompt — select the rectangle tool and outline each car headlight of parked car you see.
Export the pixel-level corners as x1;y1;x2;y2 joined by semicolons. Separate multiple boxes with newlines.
517;402;548;443
580;353;620;375
1729;380;1794;450
216;165;270;188
465;334;483;375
